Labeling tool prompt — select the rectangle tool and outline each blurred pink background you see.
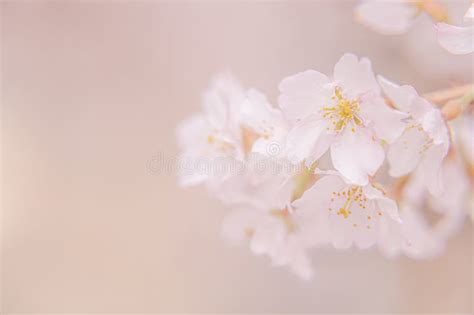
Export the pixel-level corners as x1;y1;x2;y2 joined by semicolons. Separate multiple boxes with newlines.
1;1;472;313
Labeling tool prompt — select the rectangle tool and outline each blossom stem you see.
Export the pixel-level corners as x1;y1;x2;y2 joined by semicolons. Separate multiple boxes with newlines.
292;162;318;201
423;84;473;106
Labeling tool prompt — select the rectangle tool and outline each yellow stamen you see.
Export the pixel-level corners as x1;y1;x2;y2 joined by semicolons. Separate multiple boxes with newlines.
337;207;351;219
323;87;363;132
207;135;215;143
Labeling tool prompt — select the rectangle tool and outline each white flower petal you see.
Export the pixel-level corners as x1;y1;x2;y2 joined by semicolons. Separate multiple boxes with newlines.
360;94;408;143
436;23;474;55
221;210;260;243
289;251;314;281
355;0;418;35
240;89;289;157
399;206;444;259
271;237;315;280
331;127;385;186
353;221;378;249
293;174;346;208
465;4;474;21
417;144;449;196
203;73;245;130
333;53;380;97
286;116;333;164
377;75;432;119
177;162;209;187
278;70;330;125
250;216;286;255
240;89;287;133
429;157;469;215
221;209;288;257
305;132;335;167
213;154;296;210
421;108;449;146
176;114;209;149
330;225;354;249
378;75;415;110
387;126;426;177
364;185;401;223
376;197;401;223
378;204;444;260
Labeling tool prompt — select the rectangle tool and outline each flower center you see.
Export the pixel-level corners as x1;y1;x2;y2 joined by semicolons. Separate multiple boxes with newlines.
333;186;366;219
206;134;235;153
327;185;385;230
271;208;296;233
406;124;435;154
323;87;364;132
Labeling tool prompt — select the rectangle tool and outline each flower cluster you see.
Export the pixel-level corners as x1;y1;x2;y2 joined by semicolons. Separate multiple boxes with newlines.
355;0;473;55
176;54;471;279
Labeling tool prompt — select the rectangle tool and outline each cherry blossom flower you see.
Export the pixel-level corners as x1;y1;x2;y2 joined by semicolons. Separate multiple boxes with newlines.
355;0;449;35
239;89;289;158
221;192;321;280
402;152;468;222
177;73;289;187
218;158;320;280
380;153;469;259
293;171;401;249
176;60;471;279
377;202;445;259
215;149;321;280
279;54;406;185
176;74;247;186
210;153;298;210
378;76;450;196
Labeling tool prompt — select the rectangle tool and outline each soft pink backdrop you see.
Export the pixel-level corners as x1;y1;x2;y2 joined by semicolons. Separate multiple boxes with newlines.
1;1;472;313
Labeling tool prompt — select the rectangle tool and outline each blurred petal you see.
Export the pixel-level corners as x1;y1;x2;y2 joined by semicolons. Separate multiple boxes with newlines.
176;114;209;148
241;88;287;133
355;0;418;35
250;217;286;255
221;210;260;243
203;73;245;130
240;88;289;157
421;108;449;146
465;4;474;21
429;157;469;214
436;23;474;55
417;144;449;196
